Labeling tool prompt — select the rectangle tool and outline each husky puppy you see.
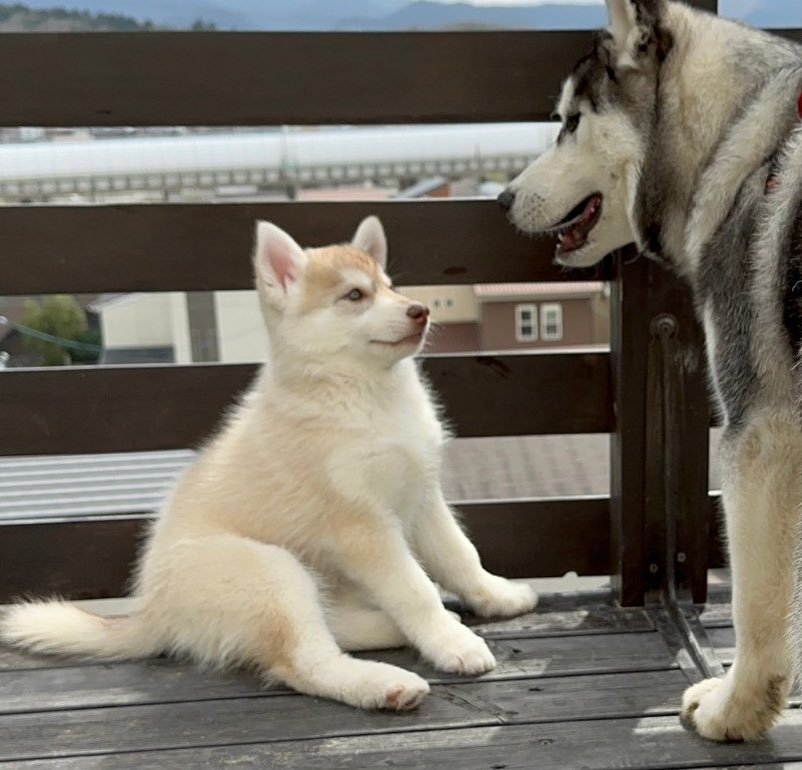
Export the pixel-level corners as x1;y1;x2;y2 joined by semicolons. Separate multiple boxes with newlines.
0;217;536;710
498;0;802;741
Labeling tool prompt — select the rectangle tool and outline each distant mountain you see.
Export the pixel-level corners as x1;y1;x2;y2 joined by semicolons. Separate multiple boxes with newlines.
0;3;148;30
15;0;410;29
342;2;607;30
7;0;802;32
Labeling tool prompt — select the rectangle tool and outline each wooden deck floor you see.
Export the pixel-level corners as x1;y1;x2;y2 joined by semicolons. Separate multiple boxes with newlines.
1;589;800;769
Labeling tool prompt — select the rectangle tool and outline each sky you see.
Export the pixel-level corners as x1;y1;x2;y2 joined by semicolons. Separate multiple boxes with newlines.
436;0;604;4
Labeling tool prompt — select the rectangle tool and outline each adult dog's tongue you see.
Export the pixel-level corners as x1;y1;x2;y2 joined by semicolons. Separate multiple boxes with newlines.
556;194;602;254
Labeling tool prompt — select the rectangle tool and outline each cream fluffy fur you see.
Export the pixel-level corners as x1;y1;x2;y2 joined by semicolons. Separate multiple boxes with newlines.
0;216;536;711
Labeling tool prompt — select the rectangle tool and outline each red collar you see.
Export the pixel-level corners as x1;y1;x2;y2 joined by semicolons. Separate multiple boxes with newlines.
765;91;802;193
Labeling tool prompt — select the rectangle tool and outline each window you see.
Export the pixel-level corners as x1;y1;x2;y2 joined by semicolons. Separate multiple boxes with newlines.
515;304;537;342
540;302;563;341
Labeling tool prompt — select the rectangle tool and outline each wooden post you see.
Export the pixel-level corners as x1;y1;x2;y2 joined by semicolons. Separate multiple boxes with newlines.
610;253;710;606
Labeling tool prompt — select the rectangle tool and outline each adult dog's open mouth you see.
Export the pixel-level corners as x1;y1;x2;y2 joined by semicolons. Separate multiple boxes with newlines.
547;193;603;255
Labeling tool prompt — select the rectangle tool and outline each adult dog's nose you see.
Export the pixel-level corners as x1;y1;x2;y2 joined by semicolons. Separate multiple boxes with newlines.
406;303;429;323
497;189;515;212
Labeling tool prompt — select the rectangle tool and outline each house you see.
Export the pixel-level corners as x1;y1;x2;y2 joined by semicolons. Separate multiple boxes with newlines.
92;280;610;366
473;281;609;350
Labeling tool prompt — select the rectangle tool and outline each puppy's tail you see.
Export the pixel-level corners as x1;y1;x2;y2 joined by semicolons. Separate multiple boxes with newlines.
0;600;160;661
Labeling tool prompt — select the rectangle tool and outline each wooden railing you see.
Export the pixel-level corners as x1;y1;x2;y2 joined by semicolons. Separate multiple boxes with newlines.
1;0;794;606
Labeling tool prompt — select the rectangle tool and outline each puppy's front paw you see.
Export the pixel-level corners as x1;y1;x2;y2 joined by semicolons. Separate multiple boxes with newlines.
681;675;787;741
468;575;537;618
422;621;496;676
353;664;430;711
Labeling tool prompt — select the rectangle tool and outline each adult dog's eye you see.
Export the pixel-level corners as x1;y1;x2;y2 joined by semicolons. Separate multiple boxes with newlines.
565;113;581;134
346;288;364;301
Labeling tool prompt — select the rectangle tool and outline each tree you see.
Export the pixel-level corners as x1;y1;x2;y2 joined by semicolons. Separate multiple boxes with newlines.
19;294;89;366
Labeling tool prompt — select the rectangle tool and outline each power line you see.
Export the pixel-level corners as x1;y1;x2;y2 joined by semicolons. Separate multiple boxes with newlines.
0;315;102;353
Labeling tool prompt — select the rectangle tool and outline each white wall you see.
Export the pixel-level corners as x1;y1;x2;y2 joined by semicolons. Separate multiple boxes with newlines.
169;292;192;364
100;293;173;349
214;291;268;363
401;285;478;323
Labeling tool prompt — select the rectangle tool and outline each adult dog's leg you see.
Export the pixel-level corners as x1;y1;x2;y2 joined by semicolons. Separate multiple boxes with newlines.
682;412;802;740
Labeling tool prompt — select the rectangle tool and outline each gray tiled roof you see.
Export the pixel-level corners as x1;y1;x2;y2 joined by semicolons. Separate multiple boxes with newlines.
1;433;722;522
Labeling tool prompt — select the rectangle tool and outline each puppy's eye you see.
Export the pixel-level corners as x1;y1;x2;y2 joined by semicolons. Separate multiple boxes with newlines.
346;288;364;301
565;113;581;134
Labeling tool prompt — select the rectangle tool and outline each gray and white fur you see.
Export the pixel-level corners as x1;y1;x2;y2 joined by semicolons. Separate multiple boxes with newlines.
500;0;802;741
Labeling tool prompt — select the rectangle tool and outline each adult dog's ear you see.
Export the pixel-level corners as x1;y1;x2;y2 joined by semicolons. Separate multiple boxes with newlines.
604;0;671;69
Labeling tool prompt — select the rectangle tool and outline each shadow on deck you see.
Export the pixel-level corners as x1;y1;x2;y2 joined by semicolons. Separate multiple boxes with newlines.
2;583;800;769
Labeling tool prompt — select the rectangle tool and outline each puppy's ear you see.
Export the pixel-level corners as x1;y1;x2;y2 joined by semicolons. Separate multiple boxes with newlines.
603;0;671;69
253;221;308;305
352;215;387;269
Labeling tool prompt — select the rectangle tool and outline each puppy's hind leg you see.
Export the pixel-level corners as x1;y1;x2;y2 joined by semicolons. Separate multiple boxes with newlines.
163;535;429;710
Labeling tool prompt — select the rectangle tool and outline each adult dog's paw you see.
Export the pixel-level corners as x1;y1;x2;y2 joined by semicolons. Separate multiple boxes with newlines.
468;575;538;618
681;675;787;742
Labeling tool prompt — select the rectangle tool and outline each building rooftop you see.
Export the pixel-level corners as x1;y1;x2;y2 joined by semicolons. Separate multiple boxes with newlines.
0;433;722;523
473;282;607;299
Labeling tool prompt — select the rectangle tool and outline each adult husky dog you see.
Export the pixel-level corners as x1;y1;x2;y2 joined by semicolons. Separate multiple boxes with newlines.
0;217;536;710
498;0;802;741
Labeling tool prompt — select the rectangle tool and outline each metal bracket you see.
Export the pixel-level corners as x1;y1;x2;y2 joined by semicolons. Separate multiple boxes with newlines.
645;312;725;681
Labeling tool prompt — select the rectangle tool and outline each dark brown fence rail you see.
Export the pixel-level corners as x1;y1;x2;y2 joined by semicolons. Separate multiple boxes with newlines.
0;31;595;126
0;0;787;606
0;25;794;127
1;352;612;456
0;201;608;295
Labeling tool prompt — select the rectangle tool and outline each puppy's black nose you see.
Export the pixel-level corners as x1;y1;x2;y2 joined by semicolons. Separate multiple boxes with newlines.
407;303;429;323
497;189;515;212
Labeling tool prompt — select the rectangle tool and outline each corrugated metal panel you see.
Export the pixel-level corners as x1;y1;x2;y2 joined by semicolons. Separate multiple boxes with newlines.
0;434;723;522
473;282;607;298
0;124;558;183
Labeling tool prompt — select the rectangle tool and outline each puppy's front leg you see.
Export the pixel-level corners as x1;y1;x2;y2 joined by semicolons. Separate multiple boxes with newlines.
330;514;496;675
413;494;537;617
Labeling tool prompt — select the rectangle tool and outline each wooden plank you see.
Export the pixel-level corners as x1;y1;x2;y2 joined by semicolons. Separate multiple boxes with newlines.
0;352;612;457
0;631;675;714
0;202;609;296
609;254;651;606
610;255;710;606
0;670;687;761
641;269;710;603
11;713;798;770
426;351;613;439
0;498;610;603
0;27;796;128
458;497;610;579
0;31;595;127
0;518;143;604
699;602;733;629
693;0;717;10
706;626;735;666
468;603;654;639
0;600;654;671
